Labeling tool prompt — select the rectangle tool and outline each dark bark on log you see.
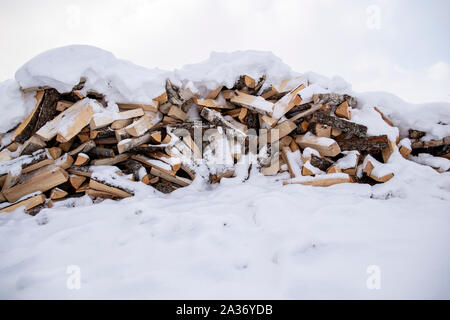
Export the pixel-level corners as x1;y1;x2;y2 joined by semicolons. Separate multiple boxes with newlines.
335;135;389;152
34;89;60;133
123;159;145;181
88;147;115;158
68;166;92;177
244;111;259;130
310;154;334;171
408;129;426;139
153;180;176;194
312;112;367;138
91;127;115;140
313;93;357;108
165;79;184;106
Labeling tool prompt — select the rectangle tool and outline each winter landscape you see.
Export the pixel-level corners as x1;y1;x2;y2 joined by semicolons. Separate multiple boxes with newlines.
0;0;449;300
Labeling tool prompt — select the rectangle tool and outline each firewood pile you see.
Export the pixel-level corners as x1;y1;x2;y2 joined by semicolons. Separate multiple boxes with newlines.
0;75;448;214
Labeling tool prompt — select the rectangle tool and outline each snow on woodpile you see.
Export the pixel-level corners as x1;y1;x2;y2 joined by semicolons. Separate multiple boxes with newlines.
0;45;448;215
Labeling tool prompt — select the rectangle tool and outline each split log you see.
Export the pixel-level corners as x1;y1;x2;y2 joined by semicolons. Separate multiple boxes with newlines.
117;102;158;113
48;147;62;159
13;89;60;143
312;112;367;138
3;166;68;203
68;140;96;156
0;194;46;213
90;154;129;166
149;167;192;187
90;127;115;140
230;91;274;115
289;103;323;122
271;84;305;119
56;100;74;112
117;133;152;154
310;154;334;171
206;86;223;100
123;159;146;181
90;108;144;130
131;154;175;176
283;174;352;187
335;101;351;120
313;93;357;108
111;119;133;130
50;188;68;200
69;175;87;189
68;166;92;178
36;98;96;142
74;153;90;166
168;106;189;121
295;133;341;157
20;136;46;156
55;154;74;169
89;179;133;198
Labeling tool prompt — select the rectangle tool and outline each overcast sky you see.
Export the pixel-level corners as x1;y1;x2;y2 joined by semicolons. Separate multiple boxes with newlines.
0;0;448;103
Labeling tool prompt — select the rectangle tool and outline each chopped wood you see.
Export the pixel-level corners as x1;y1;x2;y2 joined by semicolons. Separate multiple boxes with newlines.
117;102;158;113
206;86;223;99
36;98;96;142
90;154;129;166
314;123;331;138
56;100;74;112
310;154;334;171
69;175;87;189
90;108;144;130
111;118;133;129
89;179;133;198
21;158;54;174
131;154;175;176
88;147;115;158
149;167;192;187
408;129;426;139
68;166;92;178
289;103;323;122
363;155;394;182
68;140;96;156
313;93;356;108
271;84;305;119
150;131;162;143
399;145;411;159
20;135;46;155
117;133;152;154
125;115;154;137
74;153;90;166
50;188;68;200
55;153;74;169
335;101;351;120
335;134;389;152
0;194;46;213
295;133;341;157
12;90;45;143
153;92;168;105
168;105;189;121
280;146;295;178
58;139;74;152
326;165;342;174
230;91;274;115
312;112;367;138
261;115;278;128
86;188;119;199
283;174;352;187
269;120;297;143
3;166;68;203
381;140;397;163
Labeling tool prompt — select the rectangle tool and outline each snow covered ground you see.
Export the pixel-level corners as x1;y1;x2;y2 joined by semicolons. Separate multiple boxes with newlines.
0;46;449;299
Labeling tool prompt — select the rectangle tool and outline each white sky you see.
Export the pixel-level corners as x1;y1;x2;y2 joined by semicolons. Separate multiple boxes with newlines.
0;0;449;103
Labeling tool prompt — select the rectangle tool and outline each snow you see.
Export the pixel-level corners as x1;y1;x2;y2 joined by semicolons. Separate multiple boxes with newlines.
410;153;450;172
0;45;449;299
336;151;360;170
